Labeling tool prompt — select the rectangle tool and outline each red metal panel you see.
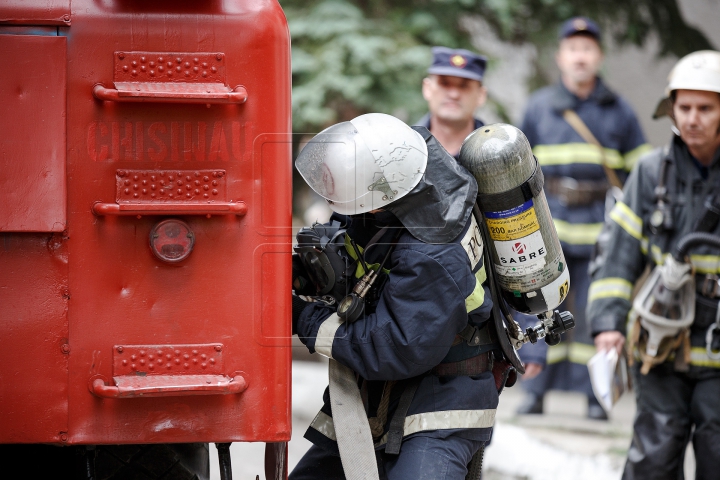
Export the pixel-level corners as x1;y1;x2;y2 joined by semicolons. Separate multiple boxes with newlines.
0;35;67;232
112;344;225;375
59;0;292;445
0;233;69;443
113;51;227;84
0;0;71;25
115;169;228;203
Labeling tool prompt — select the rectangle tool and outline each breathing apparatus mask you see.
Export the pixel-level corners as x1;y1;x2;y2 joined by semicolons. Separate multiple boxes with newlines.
294;221;353;304
632;232;720;372
294;215;402;323
633;252;695;358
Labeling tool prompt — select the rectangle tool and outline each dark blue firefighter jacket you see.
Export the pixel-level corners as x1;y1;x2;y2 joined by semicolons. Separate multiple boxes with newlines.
520;78;650;258
296;210;499;454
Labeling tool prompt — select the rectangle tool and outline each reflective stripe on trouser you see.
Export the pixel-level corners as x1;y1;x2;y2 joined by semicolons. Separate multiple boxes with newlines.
643;347;720;369
647;243;720;275
289;435;486;480
546;342;597;365
553;219;603;246
623;363;720;480
521;256;595;397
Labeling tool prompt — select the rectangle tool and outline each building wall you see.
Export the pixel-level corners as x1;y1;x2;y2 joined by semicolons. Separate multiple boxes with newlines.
605;0;720;148
470;0;720;149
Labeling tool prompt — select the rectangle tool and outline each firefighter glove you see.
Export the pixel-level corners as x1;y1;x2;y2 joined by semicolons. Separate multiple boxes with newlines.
292;294;313;335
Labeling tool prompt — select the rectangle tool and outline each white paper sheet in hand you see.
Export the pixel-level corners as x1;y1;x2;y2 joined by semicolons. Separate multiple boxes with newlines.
587;349;629;414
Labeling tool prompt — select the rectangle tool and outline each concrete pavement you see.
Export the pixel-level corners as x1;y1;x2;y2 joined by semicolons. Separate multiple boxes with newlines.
209;358;695;479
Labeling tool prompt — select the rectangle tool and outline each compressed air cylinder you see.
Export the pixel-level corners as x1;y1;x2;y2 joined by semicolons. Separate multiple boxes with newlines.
458;123;570;314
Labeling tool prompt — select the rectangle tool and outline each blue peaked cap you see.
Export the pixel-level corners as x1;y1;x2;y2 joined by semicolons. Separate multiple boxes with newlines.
559;17;601;42
427;47;487;82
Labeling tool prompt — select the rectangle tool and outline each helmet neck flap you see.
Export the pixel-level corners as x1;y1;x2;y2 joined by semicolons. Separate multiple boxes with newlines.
385;126;478;244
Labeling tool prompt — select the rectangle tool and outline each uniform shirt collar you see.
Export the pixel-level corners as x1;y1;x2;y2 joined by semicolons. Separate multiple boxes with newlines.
414;114;484;159
415;114;484;131
671;134;720;179
550;76;617;112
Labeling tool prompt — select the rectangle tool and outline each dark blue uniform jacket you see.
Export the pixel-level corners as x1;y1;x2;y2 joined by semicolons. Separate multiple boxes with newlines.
520;78;650;258
296;211;499;453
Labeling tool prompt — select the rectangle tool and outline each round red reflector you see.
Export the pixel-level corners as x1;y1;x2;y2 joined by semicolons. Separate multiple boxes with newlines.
149;219;195;263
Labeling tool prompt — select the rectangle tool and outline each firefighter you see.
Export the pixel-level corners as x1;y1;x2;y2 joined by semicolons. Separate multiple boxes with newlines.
587;50;720;479
516;17;651;419
290;113;507;480
415;46;488;159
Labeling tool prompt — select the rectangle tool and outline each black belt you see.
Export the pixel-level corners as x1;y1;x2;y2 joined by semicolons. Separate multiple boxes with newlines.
545;176;608;206
431;351;493;376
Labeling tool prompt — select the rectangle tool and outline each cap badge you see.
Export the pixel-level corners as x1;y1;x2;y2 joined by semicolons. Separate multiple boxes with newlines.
572;18;587;31
450;54;467;68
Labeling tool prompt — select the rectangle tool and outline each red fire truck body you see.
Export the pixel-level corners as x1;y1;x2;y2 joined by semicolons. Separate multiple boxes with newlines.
0;0;292;472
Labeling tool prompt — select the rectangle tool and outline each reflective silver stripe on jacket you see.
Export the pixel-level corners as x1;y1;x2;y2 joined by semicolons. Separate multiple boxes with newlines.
609;201;643;240
546;342;597;365
588;277;633;302
534;143;624;169
309;408;497;445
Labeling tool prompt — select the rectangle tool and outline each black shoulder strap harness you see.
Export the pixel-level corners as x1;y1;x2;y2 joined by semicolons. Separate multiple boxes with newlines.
693;187;720;233
650;144;720;235
649;147;674;235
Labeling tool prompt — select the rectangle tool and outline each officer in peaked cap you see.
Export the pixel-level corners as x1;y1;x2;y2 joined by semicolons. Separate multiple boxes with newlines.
558;16;602;43
415;47;488;158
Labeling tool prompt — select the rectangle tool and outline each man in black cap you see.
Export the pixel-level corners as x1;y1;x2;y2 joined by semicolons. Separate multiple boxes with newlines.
416;47;488;158
516;17;650;420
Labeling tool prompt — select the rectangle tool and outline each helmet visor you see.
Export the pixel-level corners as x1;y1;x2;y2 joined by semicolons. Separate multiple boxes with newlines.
295;122;382;206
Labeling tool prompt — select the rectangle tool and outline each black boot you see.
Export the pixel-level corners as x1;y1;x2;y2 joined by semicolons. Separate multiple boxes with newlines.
587;396;608;420
516;393;543;414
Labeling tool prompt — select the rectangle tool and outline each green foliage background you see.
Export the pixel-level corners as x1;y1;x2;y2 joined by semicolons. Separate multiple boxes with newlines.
281;0;715;132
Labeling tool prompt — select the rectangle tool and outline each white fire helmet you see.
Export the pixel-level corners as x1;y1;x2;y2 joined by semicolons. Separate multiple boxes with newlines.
653;50;720;118
296;113;428;215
